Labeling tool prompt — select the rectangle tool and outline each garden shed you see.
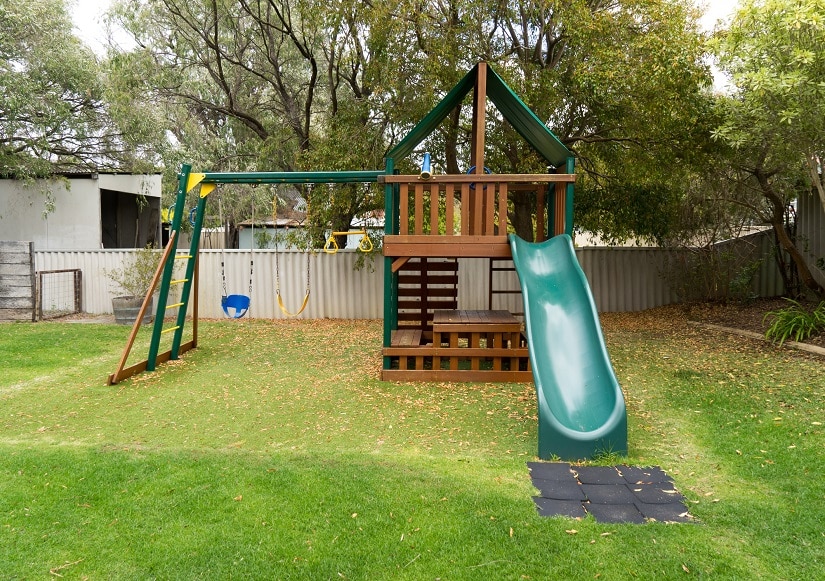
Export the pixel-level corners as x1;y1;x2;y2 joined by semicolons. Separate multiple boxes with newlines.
0;171;162;250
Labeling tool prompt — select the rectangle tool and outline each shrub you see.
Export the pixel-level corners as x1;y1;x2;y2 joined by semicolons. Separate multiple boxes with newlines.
104;245;160;298
763;299;825;346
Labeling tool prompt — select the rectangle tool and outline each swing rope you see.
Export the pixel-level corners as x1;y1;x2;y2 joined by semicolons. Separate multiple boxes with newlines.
273;194;311;317
219;192;254;319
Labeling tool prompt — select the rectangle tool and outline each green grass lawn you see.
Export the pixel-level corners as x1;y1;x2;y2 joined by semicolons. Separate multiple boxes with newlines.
1;312;823;579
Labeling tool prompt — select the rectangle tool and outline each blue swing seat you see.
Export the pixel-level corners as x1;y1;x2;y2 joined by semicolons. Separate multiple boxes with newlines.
221;294;251;319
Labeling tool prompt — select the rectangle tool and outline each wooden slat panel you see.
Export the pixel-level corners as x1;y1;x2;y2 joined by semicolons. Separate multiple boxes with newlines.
430;183;439;235
400;183;409;235
384;347;529;357
381;369;532;382
472;188;482;235
414;183;424;235
398;275;458;285
498;182;508;236
445;184;455;235
384;235;510;258
398;302;458;312
554;181;566;236
398;288;459;297
485;183;495;236
391;329;423;347
460;183;470;235
398;260;458;272
386;235;510;245
433;323;522;333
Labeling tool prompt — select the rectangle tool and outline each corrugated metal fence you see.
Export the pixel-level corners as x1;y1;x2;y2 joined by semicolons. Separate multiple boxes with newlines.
34;232;787;318
798;190;825;287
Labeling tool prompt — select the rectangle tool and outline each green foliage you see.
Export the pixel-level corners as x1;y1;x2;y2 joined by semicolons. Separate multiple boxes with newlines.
104;245;160;298
710;0;825;296
0;0;158;176
667;245;763;305
763;298;825;346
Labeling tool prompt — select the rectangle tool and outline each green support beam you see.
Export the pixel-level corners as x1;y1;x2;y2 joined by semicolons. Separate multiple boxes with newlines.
148;164;190;370
171;194;207;358
565;156;575;237
382;158;397;370
200;170;382;186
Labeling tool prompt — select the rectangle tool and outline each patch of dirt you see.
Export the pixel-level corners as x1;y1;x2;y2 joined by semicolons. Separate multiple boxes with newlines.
684;297;825;348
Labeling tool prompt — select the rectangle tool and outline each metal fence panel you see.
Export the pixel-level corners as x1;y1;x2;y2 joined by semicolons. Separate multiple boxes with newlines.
798;191;825;287
35;237;786;317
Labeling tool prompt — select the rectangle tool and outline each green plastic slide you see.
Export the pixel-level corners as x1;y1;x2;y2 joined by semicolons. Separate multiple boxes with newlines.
509;234;627;460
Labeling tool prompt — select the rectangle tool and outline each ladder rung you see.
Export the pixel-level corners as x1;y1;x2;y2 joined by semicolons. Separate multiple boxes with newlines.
170;279;189;285
166;302;184;309
161;326;181;334
175;254;193;259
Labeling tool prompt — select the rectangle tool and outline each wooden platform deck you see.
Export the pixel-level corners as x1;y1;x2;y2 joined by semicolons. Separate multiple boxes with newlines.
382;309;533;382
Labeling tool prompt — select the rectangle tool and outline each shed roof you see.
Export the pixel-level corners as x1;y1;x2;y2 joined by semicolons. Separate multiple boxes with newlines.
387;63;571;167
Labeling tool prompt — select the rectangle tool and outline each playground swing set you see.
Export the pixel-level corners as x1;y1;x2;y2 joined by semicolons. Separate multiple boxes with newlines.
107;62;627;461
216;193;254;319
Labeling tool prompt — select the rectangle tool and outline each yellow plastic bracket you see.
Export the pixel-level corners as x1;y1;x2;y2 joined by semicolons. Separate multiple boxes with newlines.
185;172;205;193
199;183;216;198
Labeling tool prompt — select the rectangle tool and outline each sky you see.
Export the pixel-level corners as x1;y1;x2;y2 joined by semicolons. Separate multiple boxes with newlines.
72;0;741;54
71;0;125;54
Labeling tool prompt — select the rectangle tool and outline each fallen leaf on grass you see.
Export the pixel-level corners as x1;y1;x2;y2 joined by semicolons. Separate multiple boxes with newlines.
565;529;578;535
234;495;243;502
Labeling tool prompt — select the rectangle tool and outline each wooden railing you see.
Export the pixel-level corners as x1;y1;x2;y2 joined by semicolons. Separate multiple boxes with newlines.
381;174;575;265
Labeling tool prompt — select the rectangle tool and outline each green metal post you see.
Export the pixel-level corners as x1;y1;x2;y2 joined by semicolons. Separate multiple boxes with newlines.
148;164;190;370
382;158;397;370
565;156;575;237
171;193;207;358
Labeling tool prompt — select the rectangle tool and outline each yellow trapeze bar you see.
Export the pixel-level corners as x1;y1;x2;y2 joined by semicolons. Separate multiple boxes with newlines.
323;230;373;254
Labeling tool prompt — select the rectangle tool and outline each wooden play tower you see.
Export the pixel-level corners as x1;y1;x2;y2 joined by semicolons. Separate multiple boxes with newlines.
106;62;575;387
380;62;576;382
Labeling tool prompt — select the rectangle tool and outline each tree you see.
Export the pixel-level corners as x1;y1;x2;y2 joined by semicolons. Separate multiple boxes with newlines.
362;0;714;243
711;0;825;297
0;0;159;178
109;0;388;246
109;0;714;245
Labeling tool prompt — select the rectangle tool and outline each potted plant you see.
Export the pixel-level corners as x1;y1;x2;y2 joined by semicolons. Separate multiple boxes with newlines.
105;245;159;325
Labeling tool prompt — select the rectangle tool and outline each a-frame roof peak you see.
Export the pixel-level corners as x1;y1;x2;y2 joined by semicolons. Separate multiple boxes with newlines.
387;62;571;168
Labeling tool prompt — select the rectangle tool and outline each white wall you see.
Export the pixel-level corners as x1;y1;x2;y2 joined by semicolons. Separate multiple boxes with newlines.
0;174;162;251
0;178;101;250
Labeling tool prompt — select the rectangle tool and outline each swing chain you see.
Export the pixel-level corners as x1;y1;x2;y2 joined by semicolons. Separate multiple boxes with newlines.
221;258;228;297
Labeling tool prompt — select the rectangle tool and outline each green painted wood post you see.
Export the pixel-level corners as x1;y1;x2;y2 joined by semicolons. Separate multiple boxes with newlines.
148;164;190;370
565;156;575;237
171;193;207;358
382;158;397;370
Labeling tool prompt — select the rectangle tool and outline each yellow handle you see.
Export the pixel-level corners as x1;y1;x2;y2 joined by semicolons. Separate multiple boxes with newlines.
323;235;339;254
358;234;373;253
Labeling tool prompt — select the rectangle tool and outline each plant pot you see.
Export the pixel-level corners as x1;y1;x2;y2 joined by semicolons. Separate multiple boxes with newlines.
112;296;154;326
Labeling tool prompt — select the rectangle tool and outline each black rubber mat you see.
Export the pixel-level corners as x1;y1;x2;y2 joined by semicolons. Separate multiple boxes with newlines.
528;462;693;524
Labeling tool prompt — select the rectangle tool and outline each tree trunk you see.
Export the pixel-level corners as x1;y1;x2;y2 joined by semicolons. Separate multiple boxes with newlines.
510;194;535;242
757;170;824;298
